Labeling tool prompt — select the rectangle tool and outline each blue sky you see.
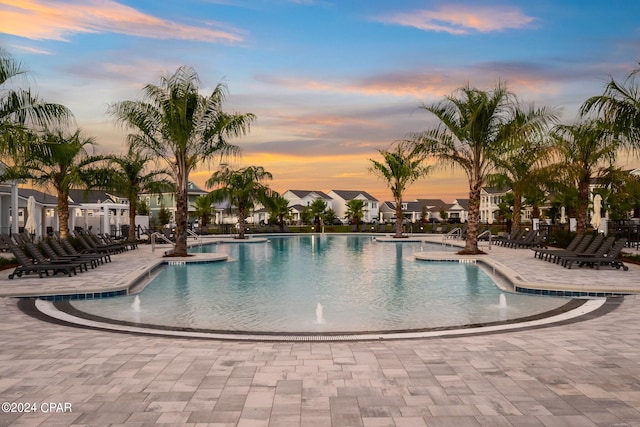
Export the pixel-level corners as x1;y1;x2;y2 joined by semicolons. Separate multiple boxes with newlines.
2;0;640;202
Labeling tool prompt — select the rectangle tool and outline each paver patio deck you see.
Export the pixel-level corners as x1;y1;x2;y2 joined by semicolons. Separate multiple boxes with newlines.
1;234;639;426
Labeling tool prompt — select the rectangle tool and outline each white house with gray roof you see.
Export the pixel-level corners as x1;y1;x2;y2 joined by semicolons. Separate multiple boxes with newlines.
327;190;378;223
282;190;334;223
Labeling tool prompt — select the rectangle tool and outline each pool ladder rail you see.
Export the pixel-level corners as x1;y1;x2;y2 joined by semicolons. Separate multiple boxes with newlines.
150;230;202;252
441;227;462;247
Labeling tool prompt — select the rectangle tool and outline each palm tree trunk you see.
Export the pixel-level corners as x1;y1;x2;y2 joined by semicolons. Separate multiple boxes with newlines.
464;185;481;254
128;200;137;241
57;193;70;239
394;199;403;238
576;179;590;233
512;191;522;229
174;177;188;256
238;203;246;239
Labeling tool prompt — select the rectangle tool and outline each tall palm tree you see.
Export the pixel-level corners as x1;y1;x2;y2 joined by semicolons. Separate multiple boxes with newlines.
109;66;255;256
0;49;72;153
550;120;619;233
581;64;640;149
369;140;431;238
206;165;273;239
412;84;553;253
3;129;97;239
345;199;366;231
487;104;558;229
93;148;173;241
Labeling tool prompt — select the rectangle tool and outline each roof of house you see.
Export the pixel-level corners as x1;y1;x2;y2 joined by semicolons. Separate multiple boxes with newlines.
0;185;61;206
481;187;511;194
68;189;124;204
452;199;469;210
285;190;332;199
329;190;378;201
289;204;306;212
416;198;447;207
187;181;208;194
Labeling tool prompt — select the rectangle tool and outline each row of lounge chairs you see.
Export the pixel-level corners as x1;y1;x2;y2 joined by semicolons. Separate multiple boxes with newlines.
494;228;548;249
3;230;135;279
531;233;629;270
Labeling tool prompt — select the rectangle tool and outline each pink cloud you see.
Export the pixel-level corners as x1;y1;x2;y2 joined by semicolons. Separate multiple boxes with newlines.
0;0;243;43
376;4;535;34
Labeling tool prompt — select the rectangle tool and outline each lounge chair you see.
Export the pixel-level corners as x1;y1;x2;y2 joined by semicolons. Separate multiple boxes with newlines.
542;234;594;264
554;234;604;265
495;228;522;246
505;229;536;248
514;229;548;249
22;239;85;273
562;236;616;268
39;239;97;270
101;233;137;250
2;235;77;279
532;233;585;260
60;237;111;263
49;238;106;266
72;231;119;254
84;231;127;253
567;239;629;271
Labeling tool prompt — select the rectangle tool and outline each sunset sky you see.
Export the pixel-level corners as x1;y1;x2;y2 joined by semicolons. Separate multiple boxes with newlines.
2;0;640;203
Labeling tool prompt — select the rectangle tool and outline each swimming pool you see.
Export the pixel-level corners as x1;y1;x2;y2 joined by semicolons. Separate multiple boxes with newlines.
67;235;572;334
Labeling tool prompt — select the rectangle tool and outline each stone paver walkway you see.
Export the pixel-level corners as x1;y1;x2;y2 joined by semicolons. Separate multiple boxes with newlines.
0;235;639;426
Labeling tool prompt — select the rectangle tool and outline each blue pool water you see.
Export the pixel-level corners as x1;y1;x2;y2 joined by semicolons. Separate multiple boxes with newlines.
70;235;569;333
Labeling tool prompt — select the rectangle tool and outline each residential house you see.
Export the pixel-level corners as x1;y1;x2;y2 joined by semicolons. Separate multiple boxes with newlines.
446;199;469;223
479;187;511;224
282;190;333;223
142;181;206;224
327;190;379;223
0;185;60;239
379;199;448;223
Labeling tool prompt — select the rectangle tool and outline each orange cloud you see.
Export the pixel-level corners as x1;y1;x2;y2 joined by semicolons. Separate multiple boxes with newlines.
376;4;535;34
256;73;456;99
0;0;243;43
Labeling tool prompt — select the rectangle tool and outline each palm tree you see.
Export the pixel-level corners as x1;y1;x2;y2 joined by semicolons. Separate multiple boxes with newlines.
0;49;72;153
206;165;273;239
93;148;173;241
193;195;213;230
369;140;431;238
345;199;366;231
412;84;553;253
581;64;640;149
487;104;558;229
550;120;619;233
3;129;97;239
109;66;256;256
309;199;328;227
268;194;292;231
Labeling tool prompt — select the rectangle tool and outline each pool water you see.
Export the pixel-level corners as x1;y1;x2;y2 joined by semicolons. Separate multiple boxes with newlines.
70;235;570;333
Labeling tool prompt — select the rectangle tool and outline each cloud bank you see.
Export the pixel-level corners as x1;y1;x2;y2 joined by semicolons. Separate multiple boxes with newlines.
376;4;535;34
0;0;243;43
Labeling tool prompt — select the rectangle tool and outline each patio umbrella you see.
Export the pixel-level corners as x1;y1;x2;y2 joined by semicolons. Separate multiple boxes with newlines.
25;196;37;235
590;194;602;229
560;206;566;224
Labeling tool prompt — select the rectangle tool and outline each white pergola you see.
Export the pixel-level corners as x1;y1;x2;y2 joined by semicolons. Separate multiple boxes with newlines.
73;202;130;236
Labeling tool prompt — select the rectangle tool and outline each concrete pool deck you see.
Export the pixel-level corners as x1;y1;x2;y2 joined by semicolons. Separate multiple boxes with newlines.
1;234;640;425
